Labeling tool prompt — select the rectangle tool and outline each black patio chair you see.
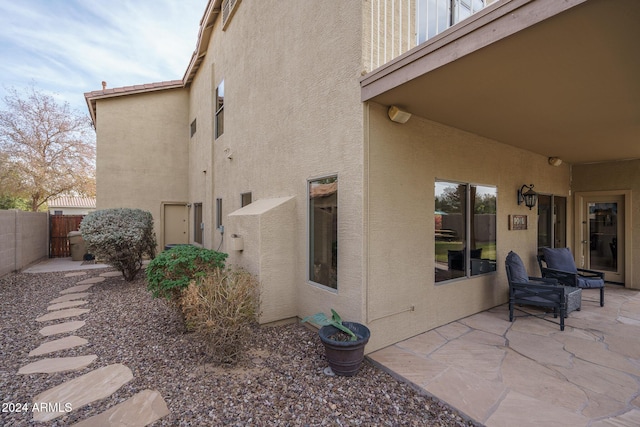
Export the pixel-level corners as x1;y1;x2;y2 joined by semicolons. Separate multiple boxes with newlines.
506;251;581;331
537;247;604;307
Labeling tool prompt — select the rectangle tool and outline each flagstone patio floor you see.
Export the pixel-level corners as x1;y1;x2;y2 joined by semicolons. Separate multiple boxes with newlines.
368;285;640;427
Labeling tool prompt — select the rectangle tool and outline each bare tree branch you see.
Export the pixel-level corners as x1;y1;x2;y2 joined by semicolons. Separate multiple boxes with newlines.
0;86;96;211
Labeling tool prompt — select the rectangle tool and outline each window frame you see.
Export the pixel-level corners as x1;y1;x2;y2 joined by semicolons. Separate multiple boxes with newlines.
190;118;197;138
193;202;203;244
215;198;223;230
416;0;486;44
537;194;567;251
215;80;224;139
308;175;338;290
434;179;497;283
241;192;252;207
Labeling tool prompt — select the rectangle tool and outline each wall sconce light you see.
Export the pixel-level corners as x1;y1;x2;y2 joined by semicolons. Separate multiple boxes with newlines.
388;105;412;124
517;184;538;210
548;157;562;167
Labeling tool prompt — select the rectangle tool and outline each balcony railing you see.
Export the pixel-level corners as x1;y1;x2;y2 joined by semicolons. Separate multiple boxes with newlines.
366;0;491;72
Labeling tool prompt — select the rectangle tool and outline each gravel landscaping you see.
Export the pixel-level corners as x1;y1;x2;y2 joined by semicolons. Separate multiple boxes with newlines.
1;269;479;426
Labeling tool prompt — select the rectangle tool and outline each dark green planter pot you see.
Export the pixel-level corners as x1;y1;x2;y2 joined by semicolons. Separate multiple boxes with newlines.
318;321;370;376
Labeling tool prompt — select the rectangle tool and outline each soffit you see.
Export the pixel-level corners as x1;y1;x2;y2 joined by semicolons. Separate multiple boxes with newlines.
362;0;640;165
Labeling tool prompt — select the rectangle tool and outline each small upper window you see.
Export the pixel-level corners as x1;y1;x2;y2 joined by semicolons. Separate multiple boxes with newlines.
190;119;197;137
241;192;252;207
215;80;224;139
194;203;203;244
216;198;223;230
222;0;241;29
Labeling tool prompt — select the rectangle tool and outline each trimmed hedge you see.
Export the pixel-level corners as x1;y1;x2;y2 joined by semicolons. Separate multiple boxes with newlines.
146;245;228;300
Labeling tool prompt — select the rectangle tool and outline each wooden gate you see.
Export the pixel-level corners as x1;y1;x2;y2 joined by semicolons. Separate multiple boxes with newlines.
50;215;84;257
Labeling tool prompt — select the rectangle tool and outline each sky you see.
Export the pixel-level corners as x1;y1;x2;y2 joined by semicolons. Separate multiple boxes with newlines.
0;0;208;115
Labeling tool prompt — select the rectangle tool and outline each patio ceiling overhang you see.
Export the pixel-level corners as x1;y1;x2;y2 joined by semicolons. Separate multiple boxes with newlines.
361;0;640;165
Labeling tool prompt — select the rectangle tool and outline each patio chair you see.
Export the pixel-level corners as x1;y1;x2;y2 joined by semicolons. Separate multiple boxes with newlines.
506;251;582;331
537;247;605;307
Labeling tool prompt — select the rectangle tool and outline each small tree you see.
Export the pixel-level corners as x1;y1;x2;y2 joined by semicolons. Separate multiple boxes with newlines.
80;208;157;281
0;86;96;211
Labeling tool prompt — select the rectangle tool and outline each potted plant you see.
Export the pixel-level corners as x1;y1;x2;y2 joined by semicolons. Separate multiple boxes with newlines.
302;309;370;376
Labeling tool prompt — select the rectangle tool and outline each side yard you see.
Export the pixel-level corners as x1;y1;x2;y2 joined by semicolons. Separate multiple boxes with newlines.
0;270;477;426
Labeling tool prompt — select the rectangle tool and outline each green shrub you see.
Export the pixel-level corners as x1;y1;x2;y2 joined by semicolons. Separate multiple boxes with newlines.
80;208;157;281
180;268;260;365
146;245;228;300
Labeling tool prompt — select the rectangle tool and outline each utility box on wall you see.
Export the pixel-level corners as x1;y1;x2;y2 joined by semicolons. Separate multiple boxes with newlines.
227;196;297;323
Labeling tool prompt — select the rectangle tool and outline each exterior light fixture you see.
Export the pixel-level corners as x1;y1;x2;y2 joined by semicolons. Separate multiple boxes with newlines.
388;105;411;123
548;157;562;167
517;184;537;210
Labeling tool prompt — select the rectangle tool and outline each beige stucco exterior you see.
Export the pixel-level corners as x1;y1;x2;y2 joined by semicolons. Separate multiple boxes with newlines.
86;0;638;354
94;89;190;248
363;102;571;350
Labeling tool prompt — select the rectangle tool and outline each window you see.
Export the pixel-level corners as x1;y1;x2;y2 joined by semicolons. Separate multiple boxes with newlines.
54;210;63;216
194;203;203;244
190;119;197;137
537;195;566;251
435;181;496;282
417;0;485;43
309;176;338;289
241;192;252;207
215;198;223;230
215;80;224;139
222;0;241;29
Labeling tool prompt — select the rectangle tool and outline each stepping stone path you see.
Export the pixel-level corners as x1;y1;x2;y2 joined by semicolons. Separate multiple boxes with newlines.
29;336;88;356
47;300;89;311
36;308;91;322
18;270;170;425
18;355;97;374
39;320;86;337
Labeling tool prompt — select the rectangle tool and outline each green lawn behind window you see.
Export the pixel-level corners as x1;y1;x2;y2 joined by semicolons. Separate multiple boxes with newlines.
435;242;496;263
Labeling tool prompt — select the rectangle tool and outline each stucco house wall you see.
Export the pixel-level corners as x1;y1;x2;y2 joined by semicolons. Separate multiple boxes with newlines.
94;89;190;250
190;1;367;324
364;102;571;350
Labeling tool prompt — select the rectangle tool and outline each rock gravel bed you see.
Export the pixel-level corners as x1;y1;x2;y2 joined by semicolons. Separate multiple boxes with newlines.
1;270;479;426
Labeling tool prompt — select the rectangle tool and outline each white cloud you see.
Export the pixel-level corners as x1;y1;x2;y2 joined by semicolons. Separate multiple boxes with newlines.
0;0;207;112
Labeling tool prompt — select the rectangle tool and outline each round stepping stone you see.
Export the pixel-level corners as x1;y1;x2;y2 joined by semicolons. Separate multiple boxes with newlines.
64;272;87;277
36;308;90;323
32;364;133;422
76;276;105;285
49;293;90;304
18;355;97;374
60;284;94;294
39;321;86;337
100;271;123;278
48;300;89;311
29;336;88;357
70;389;170;427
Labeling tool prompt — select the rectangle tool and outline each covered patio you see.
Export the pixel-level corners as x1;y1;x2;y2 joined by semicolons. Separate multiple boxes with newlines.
369;285;640;426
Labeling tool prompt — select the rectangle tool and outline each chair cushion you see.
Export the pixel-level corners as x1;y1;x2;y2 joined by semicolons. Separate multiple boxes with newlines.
506;251;528;283
542;247;578;273
577;276;605;289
